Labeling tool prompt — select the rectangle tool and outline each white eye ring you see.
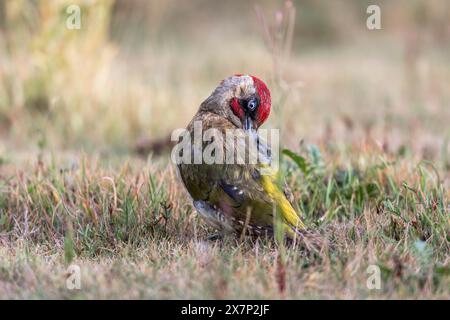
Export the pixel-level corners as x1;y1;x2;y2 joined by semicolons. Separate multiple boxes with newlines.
247;98;258;111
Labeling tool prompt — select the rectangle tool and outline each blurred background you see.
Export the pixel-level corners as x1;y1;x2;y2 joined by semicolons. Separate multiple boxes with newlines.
0;0;449;166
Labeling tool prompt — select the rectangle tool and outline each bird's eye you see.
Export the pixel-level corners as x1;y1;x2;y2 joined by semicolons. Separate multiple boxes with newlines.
247;98;257;111
243;97;258;113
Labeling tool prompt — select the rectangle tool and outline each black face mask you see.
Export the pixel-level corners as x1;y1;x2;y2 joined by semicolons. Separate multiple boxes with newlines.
241;96;259;131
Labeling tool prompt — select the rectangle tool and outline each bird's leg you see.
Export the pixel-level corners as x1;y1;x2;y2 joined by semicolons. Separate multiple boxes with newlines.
206;232;223;241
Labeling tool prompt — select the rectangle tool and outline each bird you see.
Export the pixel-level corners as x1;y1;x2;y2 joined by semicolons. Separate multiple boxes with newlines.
176;74;306;240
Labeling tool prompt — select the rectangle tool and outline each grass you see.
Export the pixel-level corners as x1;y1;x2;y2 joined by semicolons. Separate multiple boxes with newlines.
0;0;449;299
0;145;448;299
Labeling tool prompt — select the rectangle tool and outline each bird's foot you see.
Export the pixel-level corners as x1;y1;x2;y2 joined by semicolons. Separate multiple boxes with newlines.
206;232;223;241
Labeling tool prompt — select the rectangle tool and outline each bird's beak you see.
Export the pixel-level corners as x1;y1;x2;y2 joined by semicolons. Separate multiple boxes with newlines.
243;115;253;132
243;96;258;132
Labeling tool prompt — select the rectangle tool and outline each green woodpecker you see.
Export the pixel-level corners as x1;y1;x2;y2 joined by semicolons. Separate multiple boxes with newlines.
177;74;305;239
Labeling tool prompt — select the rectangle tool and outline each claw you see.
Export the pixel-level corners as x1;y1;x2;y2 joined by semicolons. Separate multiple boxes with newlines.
206;232;223;241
